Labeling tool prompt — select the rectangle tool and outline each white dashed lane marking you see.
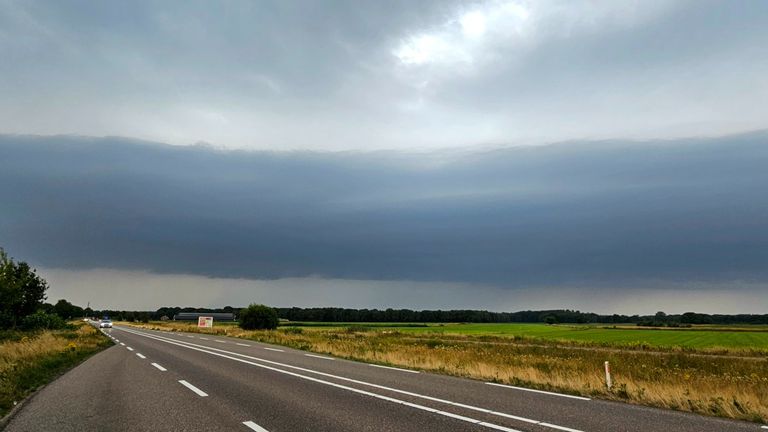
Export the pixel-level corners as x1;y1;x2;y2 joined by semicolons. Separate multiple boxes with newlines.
151;363;167;371
236;343;251;347
263;347;284;352
243;421;269;431
136;353;146;359
178;380;208;397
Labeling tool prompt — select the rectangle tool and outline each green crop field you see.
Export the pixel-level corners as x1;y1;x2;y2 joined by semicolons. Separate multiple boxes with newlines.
283;322;768;351
403;323;768;350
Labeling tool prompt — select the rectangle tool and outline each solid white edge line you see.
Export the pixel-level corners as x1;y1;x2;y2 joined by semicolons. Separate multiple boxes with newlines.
263;347;284;352
305;353;334;360
117;327;580;432
126;347;134;351
440;410;480;423
479;422;520;432
136;353;146;359
486;382;591;401
151;363;167;371
539;422;585;432
178;380;208;397
242;421;269;431
369;364;420;374
236;343;251;347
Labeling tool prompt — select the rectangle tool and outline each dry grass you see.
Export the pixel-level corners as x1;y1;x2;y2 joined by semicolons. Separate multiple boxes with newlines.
0;322;110;416
125;321;768;422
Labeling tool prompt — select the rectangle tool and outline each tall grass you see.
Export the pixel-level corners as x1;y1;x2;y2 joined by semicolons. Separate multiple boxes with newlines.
127;321;768;422
0;322;110;417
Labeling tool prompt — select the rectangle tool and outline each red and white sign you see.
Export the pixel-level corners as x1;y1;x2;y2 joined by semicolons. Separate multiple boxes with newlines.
197;316;214;328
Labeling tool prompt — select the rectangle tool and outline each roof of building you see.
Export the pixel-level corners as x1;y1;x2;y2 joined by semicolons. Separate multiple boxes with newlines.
173;312;236;320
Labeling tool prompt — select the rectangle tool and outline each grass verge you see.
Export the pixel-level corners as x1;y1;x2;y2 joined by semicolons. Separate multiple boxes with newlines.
0;322;111;418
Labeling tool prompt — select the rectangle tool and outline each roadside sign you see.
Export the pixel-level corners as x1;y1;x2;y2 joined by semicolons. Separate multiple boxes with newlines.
197;316;214;328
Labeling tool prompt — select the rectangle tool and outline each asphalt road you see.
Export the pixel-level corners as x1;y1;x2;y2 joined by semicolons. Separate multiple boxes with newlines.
5;324;766;432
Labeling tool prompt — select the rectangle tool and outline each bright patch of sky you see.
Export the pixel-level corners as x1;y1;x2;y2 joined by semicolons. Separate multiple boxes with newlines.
394;1;532;68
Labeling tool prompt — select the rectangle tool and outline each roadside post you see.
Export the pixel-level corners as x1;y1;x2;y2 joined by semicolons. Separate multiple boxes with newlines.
604;361;612;389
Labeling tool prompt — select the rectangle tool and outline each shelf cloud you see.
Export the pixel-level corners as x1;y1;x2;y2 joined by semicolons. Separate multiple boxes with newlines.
2;132;767;303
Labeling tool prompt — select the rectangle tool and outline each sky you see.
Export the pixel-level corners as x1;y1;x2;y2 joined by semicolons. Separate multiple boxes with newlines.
1;0;767;313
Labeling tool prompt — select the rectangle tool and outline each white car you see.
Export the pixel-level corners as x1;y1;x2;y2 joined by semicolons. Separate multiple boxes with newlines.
99;320;113;328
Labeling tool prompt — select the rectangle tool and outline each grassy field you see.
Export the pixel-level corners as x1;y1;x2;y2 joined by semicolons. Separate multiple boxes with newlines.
277;322;768;352
128;320;768;422
0;322;110;417
392;323;768;351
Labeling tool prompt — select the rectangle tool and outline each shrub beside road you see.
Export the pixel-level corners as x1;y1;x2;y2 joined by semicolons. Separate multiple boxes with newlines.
0;322;110;417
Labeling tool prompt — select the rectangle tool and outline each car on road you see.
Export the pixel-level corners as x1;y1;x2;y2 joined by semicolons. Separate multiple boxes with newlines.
99;320;113;328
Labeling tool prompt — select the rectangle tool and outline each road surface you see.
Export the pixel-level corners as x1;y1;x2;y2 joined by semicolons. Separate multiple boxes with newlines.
4;325;765;432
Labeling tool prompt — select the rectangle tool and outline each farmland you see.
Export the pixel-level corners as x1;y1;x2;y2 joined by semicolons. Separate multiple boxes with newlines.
265;322;768;352
349;323;768;352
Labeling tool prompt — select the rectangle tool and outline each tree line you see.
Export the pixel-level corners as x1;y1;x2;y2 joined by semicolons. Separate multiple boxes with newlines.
106;306;768;325
271;307;768;325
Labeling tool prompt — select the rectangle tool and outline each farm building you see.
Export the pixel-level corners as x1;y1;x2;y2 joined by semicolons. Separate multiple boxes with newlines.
173;312;236;321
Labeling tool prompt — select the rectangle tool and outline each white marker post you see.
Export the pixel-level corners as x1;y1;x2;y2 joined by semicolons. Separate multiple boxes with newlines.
604;361;612;390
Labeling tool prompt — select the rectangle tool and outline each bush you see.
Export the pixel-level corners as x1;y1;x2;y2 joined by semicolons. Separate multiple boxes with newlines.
239;304;279;330
543;315;558;325
21;311;66;330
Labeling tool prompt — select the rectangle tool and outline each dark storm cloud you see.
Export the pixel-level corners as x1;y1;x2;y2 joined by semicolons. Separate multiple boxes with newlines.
2;132;767;287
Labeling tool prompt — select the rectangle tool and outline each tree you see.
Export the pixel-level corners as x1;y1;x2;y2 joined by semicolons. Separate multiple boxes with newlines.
239;304;279;330
543;315;558;325
0;248;49;328
53;299;83;319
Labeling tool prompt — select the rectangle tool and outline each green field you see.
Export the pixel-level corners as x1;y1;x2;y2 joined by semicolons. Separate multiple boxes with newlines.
283;322;768;351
